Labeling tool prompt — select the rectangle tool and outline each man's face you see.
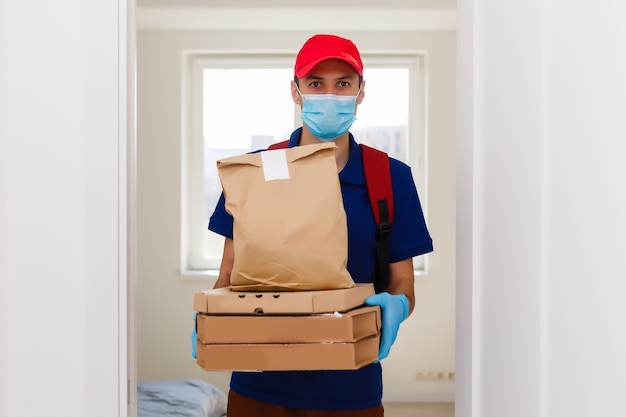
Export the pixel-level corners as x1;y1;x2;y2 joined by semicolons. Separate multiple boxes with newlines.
292;59;364;105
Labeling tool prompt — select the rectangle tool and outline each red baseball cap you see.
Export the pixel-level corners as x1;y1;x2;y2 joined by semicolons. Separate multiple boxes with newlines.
294;34;364;78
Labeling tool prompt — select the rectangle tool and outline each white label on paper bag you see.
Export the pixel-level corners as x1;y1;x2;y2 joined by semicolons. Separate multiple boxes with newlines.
261;149;290;181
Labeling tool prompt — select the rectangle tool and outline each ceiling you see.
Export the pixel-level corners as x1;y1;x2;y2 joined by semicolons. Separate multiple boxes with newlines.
136;0;457;31
137;0;456;9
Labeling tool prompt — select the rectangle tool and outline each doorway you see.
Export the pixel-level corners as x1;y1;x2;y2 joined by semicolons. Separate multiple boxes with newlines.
128;1;458;415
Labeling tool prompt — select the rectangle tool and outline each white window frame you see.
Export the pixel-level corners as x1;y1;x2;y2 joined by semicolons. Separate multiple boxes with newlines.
181;52;429;277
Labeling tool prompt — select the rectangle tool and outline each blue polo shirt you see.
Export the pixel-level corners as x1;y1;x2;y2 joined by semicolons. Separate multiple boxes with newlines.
208;128;433;410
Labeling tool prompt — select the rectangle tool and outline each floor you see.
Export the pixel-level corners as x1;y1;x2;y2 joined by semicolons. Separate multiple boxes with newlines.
383;402;454;417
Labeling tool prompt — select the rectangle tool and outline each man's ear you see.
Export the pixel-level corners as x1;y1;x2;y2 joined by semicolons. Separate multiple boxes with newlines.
356;80;366;105
291;80;302;105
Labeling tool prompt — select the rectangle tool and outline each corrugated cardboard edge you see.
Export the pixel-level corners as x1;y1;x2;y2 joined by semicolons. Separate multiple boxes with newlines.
197;305;381;344
195;333;380;372
193;283;375;315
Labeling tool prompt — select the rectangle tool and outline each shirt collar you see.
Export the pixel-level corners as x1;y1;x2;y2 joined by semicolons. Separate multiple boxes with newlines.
287;127;303;147
339;134;365;185
287;127;365;186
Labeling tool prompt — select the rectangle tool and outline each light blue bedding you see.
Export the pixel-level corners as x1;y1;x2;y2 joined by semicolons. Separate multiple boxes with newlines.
137;379;227;417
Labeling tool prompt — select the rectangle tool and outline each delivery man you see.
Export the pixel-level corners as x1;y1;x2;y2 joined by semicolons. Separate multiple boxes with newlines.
208;33;433;416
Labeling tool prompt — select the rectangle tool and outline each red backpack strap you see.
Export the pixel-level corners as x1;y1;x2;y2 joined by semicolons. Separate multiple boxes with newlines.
360;144;393;292
267;140;290;150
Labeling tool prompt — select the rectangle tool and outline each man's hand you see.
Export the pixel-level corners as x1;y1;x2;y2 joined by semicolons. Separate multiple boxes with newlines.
365;292;409;360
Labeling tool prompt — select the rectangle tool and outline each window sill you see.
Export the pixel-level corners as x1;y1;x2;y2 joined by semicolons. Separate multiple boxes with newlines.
180;269;219;280
180;268;429;280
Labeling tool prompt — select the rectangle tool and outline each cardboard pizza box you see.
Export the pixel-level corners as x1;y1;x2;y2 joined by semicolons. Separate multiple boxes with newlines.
193;283;375;315
195;333;380;372
196;305;380;344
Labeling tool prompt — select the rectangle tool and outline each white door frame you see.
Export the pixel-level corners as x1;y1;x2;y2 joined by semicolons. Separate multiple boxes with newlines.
121;0;137;416
455;1;477;416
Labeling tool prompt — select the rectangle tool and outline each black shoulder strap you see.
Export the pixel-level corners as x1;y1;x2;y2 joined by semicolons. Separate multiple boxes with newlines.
360;144;393;292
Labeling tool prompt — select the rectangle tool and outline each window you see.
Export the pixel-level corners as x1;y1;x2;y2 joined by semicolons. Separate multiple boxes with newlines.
182;54;427;276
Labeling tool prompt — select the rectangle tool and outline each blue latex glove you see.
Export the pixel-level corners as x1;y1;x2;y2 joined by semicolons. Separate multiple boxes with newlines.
191;311;199;359
365;292;409;361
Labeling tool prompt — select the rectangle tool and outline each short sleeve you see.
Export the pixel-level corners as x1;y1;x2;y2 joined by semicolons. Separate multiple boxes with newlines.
208;192;234;239
387;159;433;262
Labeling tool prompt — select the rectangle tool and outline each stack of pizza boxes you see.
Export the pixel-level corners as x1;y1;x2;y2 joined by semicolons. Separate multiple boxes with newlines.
193;284;381;371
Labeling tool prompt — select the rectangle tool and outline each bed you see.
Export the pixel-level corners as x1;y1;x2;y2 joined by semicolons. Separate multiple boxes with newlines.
137;379;227;417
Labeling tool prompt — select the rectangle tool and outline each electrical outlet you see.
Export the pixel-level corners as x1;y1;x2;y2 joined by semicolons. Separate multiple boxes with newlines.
415;370;455;381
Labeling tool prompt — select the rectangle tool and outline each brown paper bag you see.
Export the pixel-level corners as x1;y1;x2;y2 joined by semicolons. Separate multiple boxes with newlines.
217;142;354;291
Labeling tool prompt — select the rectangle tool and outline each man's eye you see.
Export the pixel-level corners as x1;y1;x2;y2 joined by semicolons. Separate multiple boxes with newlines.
309;81;321;88
339;81;350;88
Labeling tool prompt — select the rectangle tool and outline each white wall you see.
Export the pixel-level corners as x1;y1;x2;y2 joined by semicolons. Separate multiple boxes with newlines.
457;1;626;416
136;29;457;401
0;1;129;416
0;1;7;413
0;1;9;416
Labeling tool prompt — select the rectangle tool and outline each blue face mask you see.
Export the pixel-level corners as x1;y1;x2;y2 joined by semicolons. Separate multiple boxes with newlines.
299;89;360;141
